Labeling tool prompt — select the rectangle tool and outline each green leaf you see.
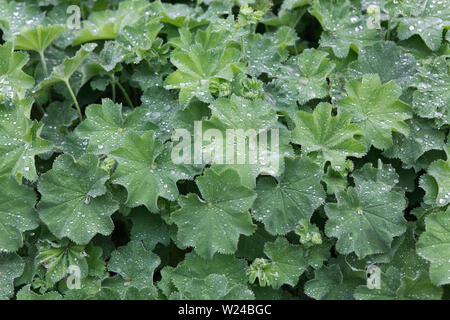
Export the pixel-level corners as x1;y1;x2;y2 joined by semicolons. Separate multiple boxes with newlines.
110;131;199;212
0;42;34;99
76;98;158;155
72;0;150;45
202;95;293;187
309;0;380;57
262;237;308;289
172;168;256;259
420;145;450;207
162;251;252;299
165;44;242;106
0;175;38;252
354;267;441;300
140;87;180;139
13;24;66;53
36;239;88;284
35;43;98;93
129;207;170;251
386;0;450;51
0;98;53;182
292;102;366;170
304;262;364;300
417;207;450;286
0;1;44;40
325;161;407;258
37;154;119;244
244;33;286;77
275;49;336;104
383;118;446;168
108;240;161;290
0;253;24;300
347;41;418;90
411;56;450;127
253;157;326;235
337;74;412;150
16;285;62;300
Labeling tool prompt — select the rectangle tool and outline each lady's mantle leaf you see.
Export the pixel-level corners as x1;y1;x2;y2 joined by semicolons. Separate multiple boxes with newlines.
253;157;326;235
110;131;199;212
0;1;44;40
309;0;380;58
337;74;412;150
386;0;450;51
0;176;38;252
76;98;157;155
325;162;407;258
129;207;170;251
383;118;446;168
165;44;242;106
16;285;62;300
276;49;335;104
72;0;150;45
37;154;119;244
160;251;252;299
171;168;257;259
13;24;66;53
304;262;364;300
0;253;24;300
411;56;450;127
262;237;308;289
35;43;97;93
347;41;418;90
108;241;161;290
0;42;34;99
292;103;366;170
354;267;441;300
36;239;89;284
420;145;450;207
0;99;52;182
417;207;450;286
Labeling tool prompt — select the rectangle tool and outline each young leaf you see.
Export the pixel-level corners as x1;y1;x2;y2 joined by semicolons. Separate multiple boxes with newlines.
13;24;66;53
36;239;89;284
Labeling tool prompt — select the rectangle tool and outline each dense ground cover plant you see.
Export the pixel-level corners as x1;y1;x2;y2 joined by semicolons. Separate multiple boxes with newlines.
0;0;449;300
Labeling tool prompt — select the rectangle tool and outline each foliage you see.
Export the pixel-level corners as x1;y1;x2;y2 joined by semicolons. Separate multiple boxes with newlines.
0;0;448;301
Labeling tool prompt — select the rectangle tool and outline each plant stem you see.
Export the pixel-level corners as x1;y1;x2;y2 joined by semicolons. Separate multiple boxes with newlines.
110;75;116;101
116;81;134;108
64;79;82;120
386;16;392;41
39;50;48;78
